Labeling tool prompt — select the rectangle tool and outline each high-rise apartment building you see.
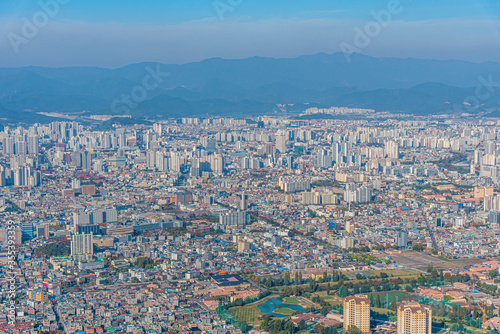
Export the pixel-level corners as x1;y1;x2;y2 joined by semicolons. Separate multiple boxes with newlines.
385;140;400;159
276;134;287;153
397;303;432;334
219;211;248;228
343;295;371;333
71;233;94;261
27;135;39;155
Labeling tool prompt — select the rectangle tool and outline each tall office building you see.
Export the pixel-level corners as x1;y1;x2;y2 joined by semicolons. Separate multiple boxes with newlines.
489;211;500;224
71;233;94;261
81;151;92;171
35;224;49;239
343;295;371;333
70;151;82;168
397;230;408;248
397;303;432;334
239;194;248;210
286;155;294;170
21;222;34;242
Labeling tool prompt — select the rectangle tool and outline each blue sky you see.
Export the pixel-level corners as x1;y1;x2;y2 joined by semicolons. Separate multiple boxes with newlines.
1;0;500;67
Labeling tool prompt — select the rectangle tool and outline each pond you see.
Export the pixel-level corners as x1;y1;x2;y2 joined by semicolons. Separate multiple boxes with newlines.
258;297;306;318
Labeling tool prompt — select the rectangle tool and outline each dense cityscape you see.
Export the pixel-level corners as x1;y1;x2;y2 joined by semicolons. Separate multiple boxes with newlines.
1;113;500;333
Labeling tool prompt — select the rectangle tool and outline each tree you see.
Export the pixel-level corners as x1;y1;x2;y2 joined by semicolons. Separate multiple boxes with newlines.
285;320;295;334
431;269;438;278
321;307;330;316
260;314;272;329
135;257;154;269
274;319;283;332
347;325;361;334
316;323;326;334
390;300;397;312
34;242;71;257
489;270;497;279
284;272;291;285
299;319;307;331
413;243;425;252
376;295;381;308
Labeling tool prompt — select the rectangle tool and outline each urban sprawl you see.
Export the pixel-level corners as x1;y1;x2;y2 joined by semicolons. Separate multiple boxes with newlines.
2;115;500;334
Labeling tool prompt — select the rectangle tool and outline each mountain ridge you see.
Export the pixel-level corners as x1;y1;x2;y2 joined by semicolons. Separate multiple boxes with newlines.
0;52;499;123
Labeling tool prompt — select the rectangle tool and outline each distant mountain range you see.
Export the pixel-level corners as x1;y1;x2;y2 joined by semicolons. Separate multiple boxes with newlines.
1;53;500;123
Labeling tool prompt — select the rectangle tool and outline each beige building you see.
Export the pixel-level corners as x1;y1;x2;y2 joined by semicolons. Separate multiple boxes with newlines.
346;221;357;234
237;240;250;252
397;303;432;334
343;294;371;333
474;186;494;200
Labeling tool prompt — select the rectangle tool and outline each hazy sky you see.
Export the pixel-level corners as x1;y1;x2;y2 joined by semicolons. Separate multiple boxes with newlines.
1;0;500;67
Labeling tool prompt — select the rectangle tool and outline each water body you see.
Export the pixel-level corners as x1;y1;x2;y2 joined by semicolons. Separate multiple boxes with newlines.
258;298;306;318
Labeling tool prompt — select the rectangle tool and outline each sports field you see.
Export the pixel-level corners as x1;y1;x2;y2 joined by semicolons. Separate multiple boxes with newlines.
232;306;261;324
